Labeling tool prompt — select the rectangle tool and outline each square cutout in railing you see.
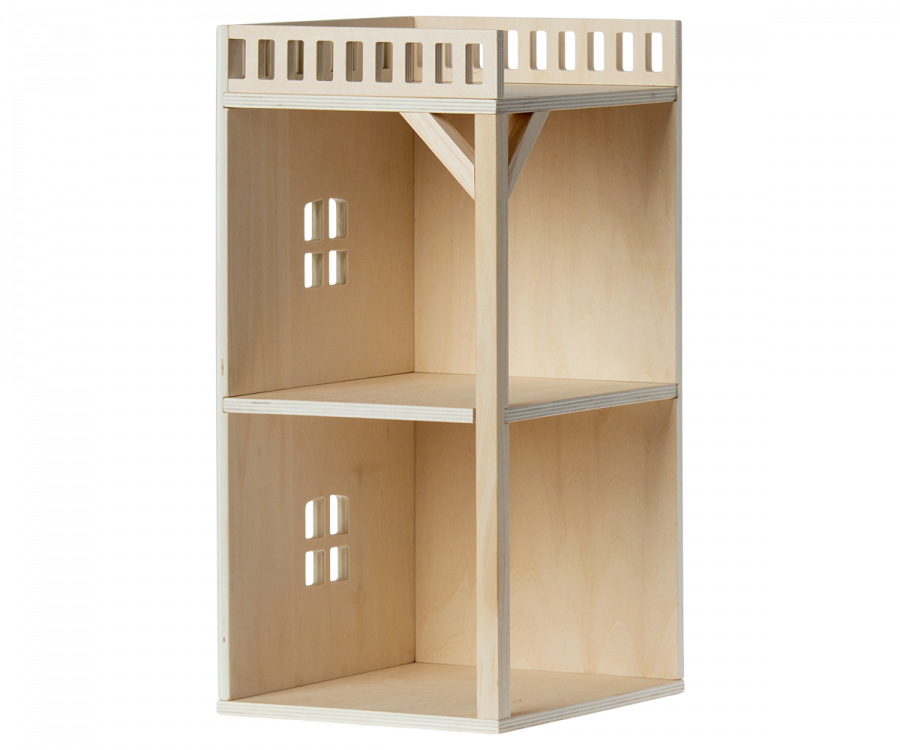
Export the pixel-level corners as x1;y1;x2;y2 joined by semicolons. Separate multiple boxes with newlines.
559;31;576;71
227;38;245;79
317;40;334;81
346;41;363;82
617;31;634;72
375;41;393;82
287;40;304;80
465;43;484;84
435;43;453;84
589;32;604;71
257;39;274;80
405;42;423;83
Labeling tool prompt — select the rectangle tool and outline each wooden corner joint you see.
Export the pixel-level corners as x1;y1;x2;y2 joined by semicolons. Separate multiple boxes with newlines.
507;111;549;196
401;112;475;199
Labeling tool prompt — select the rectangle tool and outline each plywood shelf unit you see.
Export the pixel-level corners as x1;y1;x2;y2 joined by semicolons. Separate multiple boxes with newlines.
217;15;683;734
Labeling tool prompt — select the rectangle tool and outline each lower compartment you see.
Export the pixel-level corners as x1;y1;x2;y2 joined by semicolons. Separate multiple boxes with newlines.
218;662;683;733
222;400;680;725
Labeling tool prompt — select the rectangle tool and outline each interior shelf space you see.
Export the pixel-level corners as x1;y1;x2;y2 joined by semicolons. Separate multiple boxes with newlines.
218;663;683;733
223;373;677;423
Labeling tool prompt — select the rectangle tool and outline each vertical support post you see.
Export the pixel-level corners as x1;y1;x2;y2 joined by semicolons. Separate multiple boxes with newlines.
675;21;684;680
215;25;231;700
474;112;510;721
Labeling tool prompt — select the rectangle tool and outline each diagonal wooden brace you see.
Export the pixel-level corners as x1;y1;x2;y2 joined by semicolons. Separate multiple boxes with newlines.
401;112;476;199
507;111;550;195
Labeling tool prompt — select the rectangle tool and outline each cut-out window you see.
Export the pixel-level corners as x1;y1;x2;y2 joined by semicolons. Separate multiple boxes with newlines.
287;40;304;80
435;43;453;83
465;43;483;84
304;200;323;241
330;546;349;582
330;495;349;535
375;42;393;82
317;40;334;81
647;32;663;72
328;198;348;239
305;498;324;539
531;30;547;70
405;42;423;83
328;250;347;286
559;31;575;71
304;253;323;289
588;32;604;71
258;39;274;80
506;30;519;69
346;41;363;82
227;39;245;79
617;32;633;72
305;549;324;586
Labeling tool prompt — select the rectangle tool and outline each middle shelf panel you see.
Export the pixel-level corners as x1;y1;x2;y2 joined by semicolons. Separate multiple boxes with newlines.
223;372;677;424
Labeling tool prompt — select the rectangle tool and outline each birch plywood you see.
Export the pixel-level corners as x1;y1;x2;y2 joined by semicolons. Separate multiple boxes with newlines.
415;104;677;382
675;21;684;679
509;402;679;679
474;112;511;720
401;112;475;198
416;423;476;666
227;108;413;397
215;27;231;700
222;84;676;115
414;401;679;680
226;26;502;100
219;662;681;732
414;113;476;374
510;104;677;382
411;18;679;87
223;372;676;422
226;414;415;700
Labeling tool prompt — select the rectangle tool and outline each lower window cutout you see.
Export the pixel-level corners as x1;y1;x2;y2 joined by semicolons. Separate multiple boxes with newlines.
305;549;325;586
328;250;347;286
330;545;349;581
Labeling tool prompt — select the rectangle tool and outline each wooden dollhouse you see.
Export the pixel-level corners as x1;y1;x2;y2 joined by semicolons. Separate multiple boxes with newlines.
216;16;683;733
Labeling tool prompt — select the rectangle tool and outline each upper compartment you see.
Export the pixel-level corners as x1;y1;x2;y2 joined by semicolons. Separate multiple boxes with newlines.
222;17;680;110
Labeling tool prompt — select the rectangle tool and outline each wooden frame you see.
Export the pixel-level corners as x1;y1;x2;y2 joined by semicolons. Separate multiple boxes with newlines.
217;16;683;734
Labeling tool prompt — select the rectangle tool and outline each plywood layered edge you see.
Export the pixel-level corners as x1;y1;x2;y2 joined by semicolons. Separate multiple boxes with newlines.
222;373;677;423
216;663;683;734
675;21;684;679
506;383;677;421
473;111;510;720
215;26;231;700
221;85;676;114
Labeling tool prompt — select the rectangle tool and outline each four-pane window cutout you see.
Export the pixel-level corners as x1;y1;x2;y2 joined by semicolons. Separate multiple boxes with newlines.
306;495;350;586
304;199;348;288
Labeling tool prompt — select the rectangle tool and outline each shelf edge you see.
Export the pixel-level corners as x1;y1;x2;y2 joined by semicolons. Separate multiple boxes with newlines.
217;701;499;733
223;398;474;424
221;87;677;114
505;384;678;423
498;680;684;732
